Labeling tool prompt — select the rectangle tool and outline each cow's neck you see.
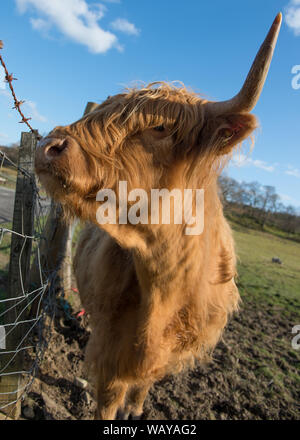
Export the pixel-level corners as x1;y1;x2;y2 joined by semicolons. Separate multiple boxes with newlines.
130;183;220;354
130;224;206;353
134;226;202;298
93;181;220;340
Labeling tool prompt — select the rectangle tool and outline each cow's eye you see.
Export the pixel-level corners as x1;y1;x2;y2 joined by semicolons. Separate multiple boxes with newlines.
153;125;165;132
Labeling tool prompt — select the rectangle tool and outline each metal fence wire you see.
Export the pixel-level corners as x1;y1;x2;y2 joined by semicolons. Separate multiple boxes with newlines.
0;41;60;419
0;147;57;419
0;45;91;418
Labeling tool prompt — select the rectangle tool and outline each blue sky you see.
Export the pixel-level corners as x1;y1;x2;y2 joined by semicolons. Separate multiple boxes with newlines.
0;0;299;209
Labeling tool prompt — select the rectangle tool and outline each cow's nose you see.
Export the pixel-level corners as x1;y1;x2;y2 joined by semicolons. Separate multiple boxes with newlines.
38;137;69;160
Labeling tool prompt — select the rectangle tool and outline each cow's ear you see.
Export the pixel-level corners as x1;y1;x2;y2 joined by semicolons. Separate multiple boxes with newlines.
200;113;257;155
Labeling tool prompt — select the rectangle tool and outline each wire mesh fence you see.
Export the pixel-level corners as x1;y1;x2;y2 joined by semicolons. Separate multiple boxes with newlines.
0;138;57;419
0;38;94;417
0;40;73;419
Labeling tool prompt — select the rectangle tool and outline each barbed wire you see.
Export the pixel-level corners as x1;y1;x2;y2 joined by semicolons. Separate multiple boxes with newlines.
0;40;40;138
0;43;57;417
0;42;75;419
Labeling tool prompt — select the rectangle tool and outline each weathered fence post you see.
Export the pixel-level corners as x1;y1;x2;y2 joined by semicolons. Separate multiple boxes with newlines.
0;132;37;419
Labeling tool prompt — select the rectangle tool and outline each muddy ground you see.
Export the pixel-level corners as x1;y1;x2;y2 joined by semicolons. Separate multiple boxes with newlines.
16;289;300;421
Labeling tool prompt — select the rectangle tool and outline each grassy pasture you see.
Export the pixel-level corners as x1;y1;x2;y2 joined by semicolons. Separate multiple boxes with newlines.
0;166;17;190
231;221;300;308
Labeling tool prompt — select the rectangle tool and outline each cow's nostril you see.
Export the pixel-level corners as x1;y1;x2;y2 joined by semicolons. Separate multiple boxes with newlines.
45;139;68;158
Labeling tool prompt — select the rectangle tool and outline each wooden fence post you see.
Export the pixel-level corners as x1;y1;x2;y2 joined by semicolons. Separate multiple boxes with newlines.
0;132;37;419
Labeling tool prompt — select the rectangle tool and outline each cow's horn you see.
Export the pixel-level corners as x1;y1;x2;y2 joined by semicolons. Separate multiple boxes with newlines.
206;13;282;115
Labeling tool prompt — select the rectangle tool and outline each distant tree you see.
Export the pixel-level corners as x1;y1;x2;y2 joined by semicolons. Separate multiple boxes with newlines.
0;142;19;166
257;185;277;228
246;181;262;208
218;175;299;236
218;176;241;207
281;205;299;234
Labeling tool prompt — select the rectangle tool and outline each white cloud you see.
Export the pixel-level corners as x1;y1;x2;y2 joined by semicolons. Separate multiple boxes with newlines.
110;18;140;36
250;159;275;172
280;193;293;202
285;165;300;178
0;87;47;123
0;89;11;98
230;153;248;167
279;193;300;207
24;100;47;123
232;156;300;178
15;0;129;54
30;17;51;32
285;0;300;36
231;154;276;172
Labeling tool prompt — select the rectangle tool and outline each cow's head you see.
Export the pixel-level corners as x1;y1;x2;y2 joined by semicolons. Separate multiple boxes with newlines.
35;14;281;226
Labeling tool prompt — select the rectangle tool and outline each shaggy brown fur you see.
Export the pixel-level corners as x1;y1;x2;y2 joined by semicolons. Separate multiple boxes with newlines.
35;82;257;419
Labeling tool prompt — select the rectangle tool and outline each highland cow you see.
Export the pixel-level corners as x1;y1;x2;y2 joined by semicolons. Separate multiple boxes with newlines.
35;14;282;420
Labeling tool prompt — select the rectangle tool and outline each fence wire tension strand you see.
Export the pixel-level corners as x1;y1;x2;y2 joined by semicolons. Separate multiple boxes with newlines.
0;40;57;420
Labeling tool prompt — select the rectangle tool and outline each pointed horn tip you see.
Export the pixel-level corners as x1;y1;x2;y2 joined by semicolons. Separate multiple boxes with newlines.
265;12;282;47
274;12;282;26
203;13;283;115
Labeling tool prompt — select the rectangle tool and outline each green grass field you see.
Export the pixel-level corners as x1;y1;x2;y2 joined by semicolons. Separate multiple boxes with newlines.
0;166;17;190
227;220;300;407
230;221;300;312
